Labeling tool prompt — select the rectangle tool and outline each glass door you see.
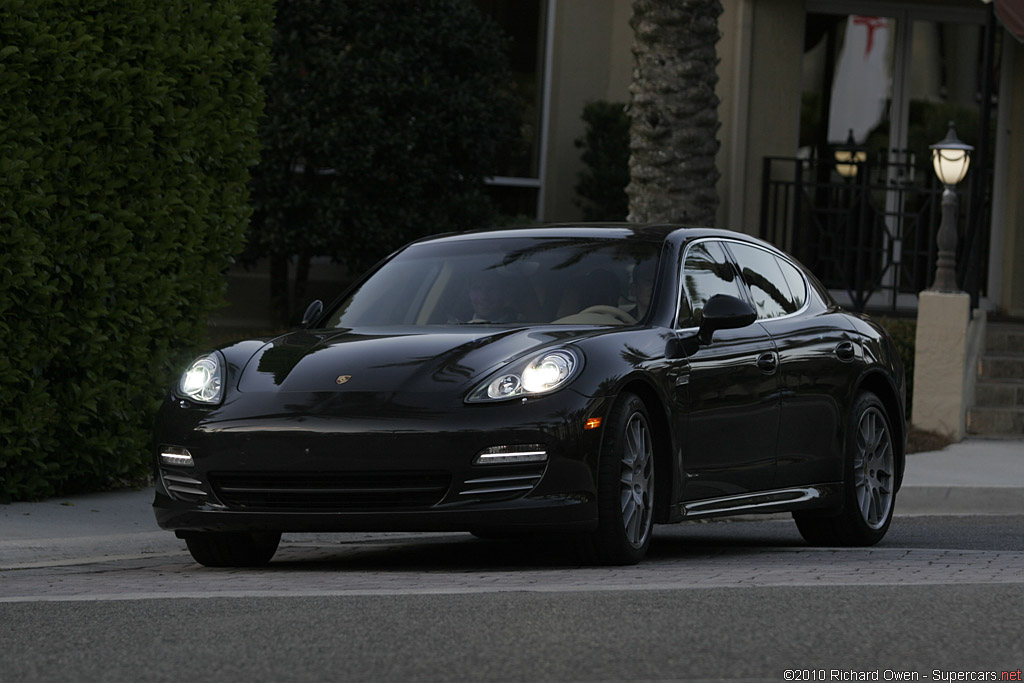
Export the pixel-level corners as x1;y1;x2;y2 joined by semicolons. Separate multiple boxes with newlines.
801;13;900;162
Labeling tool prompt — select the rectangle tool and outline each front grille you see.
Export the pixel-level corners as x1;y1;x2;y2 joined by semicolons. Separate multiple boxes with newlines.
209;471;451;511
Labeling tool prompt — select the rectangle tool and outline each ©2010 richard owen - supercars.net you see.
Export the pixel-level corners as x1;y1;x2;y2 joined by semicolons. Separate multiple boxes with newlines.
154;224;906;566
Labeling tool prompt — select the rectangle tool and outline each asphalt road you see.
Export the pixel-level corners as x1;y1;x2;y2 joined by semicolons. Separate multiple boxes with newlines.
3;585;1021;682
2;515;1022;682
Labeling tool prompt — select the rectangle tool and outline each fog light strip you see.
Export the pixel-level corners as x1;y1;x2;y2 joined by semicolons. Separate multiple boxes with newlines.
464;475;540;485
160;446;194;467
474;445;548;465
475;452;546;464
459;484;536;496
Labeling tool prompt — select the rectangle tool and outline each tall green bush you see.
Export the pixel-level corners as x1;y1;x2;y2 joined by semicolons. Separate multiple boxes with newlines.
0;0;273;501
247;0;520;324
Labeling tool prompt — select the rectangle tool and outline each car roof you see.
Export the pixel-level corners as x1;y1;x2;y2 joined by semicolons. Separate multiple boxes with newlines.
410;223;771;248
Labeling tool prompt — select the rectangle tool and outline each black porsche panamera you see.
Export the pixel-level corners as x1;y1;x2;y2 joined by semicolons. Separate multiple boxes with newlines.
154;224;906;566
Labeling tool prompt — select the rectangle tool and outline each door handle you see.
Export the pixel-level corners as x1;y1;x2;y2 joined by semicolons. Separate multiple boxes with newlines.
756;352;778;373
835;341;856;361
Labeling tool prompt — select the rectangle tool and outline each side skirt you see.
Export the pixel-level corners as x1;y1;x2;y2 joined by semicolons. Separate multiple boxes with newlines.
673;484;842;521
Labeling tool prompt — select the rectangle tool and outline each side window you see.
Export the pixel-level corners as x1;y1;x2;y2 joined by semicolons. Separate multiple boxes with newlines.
777;257;807;311
678;241;744;327
728;243;798;319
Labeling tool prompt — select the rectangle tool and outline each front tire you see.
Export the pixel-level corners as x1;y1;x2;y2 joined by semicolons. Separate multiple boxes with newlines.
183;531;281;567
580;393;655;565
795;391;896;546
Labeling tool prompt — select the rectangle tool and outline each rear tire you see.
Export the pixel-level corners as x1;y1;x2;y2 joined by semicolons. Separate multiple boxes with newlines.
184;531;281;567
795;391;896;546
579;393;655;565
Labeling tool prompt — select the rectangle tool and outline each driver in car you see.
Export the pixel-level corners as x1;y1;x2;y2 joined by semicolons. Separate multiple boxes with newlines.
465;272;521;323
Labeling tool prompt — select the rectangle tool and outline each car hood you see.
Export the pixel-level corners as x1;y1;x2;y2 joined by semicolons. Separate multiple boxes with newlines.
235;326;601;395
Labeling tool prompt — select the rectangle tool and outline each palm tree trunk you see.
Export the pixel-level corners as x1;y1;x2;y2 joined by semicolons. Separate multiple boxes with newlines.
626;0;723;227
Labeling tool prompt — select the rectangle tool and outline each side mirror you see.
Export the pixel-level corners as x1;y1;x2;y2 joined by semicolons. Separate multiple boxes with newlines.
697;294;756;345
299;299;323;329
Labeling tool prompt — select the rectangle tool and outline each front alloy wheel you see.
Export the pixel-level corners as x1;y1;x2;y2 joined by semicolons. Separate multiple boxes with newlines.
620;409;655;547
582;392;655;565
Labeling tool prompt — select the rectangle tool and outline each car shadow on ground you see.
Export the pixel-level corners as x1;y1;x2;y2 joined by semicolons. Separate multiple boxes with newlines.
174;515;1024;570
259;518;811;571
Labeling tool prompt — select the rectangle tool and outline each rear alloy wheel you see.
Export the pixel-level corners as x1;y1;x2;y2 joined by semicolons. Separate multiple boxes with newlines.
183;531;281;567
795;391;896;546
583;393;655;565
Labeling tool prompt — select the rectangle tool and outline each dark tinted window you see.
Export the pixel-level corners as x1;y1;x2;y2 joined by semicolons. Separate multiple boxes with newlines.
325;237;662;327
728;242;798;319
679;241;743;327
778;257;807;310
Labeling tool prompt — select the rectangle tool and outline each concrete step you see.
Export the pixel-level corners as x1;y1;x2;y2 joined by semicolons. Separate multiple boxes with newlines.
966;406;1024;436
974;380;1024;407
985;324;1024;355
978;355;1024;381
968;324;1024;437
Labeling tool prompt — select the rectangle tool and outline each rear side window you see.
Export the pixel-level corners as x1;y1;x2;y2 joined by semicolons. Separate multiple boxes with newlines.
777;257;807;310
728;242;803;319
678;241;743;327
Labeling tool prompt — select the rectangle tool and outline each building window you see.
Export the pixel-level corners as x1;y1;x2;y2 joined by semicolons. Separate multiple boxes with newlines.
475;0;550;220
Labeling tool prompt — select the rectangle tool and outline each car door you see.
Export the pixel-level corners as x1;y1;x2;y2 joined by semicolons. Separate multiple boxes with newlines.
726;241;855;488
673;240;780;500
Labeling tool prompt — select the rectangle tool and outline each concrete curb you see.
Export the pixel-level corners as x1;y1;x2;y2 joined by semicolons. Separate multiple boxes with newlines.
897;485;1024;515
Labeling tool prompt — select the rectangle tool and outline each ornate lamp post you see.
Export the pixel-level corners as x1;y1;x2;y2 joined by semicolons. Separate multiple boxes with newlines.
928;122;974;292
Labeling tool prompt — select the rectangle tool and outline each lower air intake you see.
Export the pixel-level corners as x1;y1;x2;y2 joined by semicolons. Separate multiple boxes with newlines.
209;471;451;511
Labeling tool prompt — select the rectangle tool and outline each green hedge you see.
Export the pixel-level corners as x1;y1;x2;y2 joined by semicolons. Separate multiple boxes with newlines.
0;0;273;501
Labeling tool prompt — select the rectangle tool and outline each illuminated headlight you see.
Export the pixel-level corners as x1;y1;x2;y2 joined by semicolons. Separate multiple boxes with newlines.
178;352;224;404
467;348;581;402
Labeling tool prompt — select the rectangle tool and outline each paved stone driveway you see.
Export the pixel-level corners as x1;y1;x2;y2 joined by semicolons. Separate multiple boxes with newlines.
2;534;1022;603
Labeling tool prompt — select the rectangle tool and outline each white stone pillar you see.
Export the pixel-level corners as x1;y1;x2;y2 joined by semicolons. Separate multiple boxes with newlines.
912;290;972;439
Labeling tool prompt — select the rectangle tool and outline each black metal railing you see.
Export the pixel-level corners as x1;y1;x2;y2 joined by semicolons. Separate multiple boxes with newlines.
759;154;990;313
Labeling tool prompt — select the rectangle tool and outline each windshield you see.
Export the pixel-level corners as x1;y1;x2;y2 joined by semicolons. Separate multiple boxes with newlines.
324;236;662;328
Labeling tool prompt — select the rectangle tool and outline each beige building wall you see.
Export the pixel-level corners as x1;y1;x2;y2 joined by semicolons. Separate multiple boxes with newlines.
1001;38;1024;317
716;0;751;232
718;0;805;236
542;0;633;222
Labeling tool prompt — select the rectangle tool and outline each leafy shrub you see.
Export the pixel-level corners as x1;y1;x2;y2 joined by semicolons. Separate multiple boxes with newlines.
0;0;273;501
574;101;631;221
876;316;916;418
246;0;520;324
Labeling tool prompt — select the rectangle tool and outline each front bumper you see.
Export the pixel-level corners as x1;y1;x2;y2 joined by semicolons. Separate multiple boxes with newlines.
153;389;609;534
